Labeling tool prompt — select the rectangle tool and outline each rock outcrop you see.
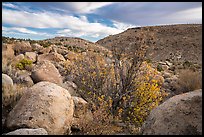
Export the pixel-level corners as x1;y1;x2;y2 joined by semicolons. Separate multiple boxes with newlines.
6;81;74;135
141;89;202;135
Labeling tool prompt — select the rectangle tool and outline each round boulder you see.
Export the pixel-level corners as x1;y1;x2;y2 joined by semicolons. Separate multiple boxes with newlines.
4;128;48;135
2;74;14;106
141;89;202;135
25;52;37;62
6;81;74;135
31;61;63;84
2;74;13;95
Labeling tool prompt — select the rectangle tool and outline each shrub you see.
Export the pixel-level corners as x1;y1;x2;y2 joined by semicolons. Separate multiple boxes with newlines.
38;41;52;48
157;64;163;72
145;58;152;63
2;83;27;133
65;45;85;53
183;60;192;68
16;58;33;70
175;69;202;93
64;29;166;132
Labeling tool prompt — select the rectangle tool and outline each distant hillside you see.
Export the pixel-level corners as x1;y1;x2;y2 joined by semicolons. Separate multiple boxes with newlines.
96;24;202;64
44;37;110;56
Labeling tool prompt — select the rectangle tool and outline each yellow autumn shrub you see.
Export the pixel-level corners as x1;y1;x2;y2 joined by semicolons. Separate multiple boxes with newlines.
125;61;168;126
64;50;168;129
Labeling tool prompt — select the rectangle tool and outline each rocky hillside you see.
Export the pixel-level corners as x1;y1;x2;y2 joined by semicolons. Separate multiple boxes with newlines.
2;24;202;135
43;37;111;56
96;24;202;64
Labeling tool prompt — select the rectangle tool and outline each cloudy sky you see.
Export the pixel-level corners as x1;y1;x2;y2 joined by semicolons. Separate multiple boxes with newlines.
2;2;202;42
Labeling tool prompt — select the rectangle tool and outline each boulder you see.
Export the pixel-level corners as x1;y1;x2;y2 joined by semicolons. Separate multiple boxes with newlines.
17;74;34;86
2;44;15;60
2;74;13;95
11;54;25;66
37;52;66;63
162;71;172;79
31;43;43;52
6;81;74;135
158;61;166;65
25;52;37;62
4;128;48;135
165;61;173;66
13;41;32;55
141;89;202;135
61;81;78;96
31;61;63;84
39;46;52;54
162;65;169;71
71;96;93;131
2;73;14;107
15;54;25;60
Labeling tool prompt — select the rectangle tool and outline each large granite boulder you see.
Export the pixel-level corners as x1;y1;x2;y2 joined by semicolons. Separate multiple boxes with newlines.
31;61;63;85
141;89;202;135
6;81;74;135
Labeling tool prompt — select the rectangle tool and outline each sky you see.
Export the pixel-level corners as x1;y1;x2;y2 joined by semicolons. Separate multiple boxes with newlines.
2;2;202;42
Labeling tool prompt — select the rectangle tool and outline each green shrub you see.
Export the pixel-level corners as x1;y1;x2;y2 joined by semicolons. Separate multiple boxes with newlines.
16;58;33;70
38;41;52;48
157;64;163;72
65;45;85;53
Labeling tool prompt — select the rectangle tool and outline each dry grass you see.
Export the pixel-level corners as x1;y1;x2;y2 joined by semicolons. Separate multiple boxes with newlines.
175;69;202;93
72;105;119;135
2;84;27;113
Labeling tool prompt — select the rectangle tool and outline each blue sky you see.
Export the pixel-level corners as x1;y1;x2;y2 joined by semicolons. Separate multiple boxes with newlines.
2;2;202;42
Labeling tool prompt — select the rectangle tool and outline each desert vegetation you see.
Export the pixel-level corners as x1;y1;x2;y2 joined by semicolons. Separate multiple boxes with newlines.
2;24;202;135
175;69;202;94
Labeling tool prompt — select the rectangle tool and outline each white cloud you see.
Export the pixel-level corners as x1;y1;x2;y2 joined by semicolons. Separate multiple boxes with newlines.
3;8;135;40
63;2;114;13
2;26;53;38
3;26;38;34
2;3;18;9
96;2;202;26
113;21;138;30
12;27;38;34
165;7;202;23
